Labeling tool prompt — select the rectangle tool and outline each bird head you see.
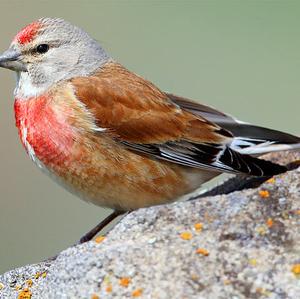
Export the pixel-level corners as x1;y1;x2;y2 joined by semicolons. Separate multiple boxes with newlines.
0;18;110;97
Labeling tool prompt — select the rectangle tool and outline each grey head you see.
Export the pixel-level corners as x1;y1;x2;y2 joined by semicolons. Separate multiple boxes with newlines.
0;18;111;97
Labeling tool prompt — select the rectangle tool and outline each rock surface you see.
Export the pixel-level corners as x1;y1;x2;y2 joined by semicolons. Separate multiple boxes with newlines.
0;151;299;299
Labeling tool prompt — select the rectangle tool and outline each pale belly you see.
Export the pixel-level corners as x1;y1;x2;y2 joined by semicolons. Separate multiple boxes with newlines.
27;135;216;211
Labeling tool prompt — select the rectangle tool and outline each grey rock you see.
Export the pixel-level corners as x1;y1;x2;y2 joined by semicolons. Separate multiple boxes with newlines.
0;151;300;299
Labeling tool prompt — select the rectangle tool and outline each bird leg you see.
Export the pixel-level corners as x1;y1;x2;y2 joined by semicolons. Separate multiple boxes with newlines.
78;210;124;244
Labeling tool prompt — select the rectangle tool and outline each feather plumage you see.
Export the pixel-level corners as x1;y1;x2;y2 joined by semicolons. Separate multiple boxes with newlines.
70;62;290;177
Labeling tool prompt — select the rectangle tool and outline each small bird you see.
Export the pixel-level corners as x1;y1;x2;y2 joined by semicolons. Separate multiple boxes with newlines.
0;18;299;241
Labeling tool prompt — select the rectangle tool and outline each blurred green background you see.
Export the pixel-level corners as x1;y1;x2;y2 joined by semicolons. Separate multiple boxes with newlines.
0;0;299;274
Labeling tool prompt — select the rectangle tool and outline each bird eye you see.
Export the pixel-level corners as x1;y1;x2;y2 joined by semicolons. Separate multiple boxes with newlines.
36;44;49;54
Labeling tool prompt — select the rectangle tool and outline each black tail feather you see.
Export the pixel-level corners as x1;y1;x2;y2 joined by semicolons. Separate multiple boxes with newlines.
220;147;287;177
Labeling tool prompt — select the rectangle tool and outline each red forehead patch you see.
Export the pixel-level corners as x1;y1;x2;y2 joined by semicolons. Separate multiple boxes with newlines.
13;22;40;45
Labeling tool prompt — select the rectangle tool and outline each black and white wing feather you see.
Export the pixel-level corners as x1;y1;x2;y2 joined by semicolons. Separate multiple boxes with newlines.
120;140;287;177
168;93;300;156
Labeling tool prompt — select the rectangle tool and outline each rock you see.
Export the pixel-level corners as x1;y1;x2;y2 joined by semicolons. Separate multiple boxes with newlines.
0;151;299;299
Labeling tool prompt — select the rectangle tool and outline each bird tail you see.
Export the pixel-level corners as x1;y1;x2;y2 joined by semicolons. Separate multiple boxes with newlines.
226;123;300;156
217;146;287;176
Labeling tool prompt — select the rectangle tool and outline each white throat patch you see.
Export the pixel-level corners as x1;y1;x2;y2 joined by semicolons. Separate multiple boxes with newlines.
15;72;47;99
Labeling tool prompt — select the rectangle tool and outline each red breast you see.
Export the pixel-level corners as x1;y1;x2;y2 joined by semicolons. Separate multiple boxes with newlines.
14;95;76;168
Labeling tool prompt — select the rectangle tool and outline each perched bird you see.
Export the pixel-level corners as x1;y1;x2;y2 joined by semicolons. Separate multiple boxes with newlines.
0;18;299;241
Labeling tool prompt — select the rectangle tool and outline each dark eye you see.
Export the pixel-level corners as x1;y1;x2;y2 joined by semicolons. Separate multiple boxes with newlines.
36;44;49;54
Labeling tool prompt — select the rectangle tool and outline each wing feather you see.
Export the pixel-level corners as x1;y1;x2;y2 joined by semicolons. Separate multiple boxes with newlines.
70;62;287;177
168;93;300;154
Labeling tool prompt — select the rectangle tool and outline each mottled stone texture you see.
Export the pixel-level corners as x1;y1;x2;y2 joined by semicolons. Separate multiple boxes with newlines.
0;151;299;299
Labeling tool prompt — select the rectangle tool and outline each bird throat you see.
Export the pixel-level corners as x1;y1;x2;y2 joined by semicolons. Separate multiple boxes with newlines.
15;72;49;99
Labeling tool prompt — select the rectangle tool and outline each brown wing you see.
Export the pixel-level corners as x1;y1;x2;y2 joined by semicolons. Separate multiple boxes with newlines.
70;62;286;176
71;62;227;145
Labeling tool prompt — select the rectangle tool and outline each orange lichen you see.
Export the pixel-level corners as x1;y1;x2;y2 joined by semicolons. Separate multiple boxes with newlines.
26;279;33;287
34;272;41;279
15;285;22;291
295;210;300;215
259;190;270;198
119;277;131;287
266;218;274;228
190;274;199;281
249;259;257;266
266;177;275;184
180;232;192;240
106;284;112;293
194;223;203;232
17;288;32;299
196;248;209;256
132;288;143;297
91;294;99;299
95;236;105;244
291;264;300;276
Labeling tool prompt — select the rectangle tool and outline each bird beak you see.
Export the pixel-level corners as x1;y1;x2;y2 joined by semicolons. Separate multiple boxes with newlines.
0;47;27;72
